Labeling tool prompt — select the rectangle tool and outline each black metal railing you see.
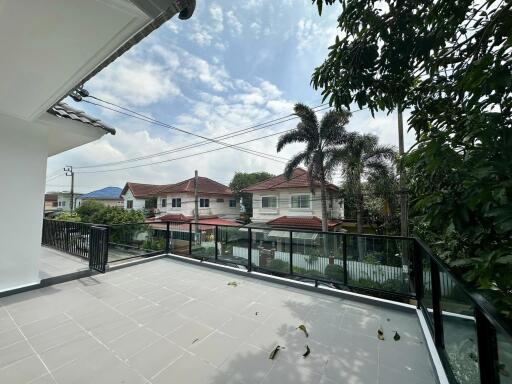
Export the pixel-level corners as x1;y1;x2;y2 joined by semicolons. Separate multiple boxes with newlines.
42;219;91;259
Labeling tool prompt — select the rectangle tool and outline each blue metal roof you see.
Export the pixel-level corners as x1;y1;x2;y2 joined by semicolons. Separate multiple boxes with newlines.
79;187;122;200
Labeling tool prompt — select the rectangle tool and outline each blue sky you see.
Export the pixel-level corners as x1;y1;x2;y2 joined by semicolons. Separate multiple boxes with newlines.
46;1;414;193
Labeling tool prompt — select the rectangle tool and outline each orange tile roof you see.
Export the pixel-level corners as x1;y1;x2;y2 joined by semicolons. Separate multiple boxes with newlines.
243;168;338;192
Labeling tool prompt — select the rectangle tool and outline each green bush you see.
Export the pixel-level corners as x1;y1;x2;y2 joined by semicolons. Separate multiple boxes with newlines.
324;264;344;282
267;259;289;273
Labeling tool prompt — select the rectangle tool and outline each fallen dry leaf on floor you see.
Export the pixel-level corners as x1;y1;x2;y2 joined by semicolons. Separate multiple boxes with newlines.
227;281;239;287
303;345;310;358
393;331;400;341
297;324;309;338
269;345;281;360
377;327;385;340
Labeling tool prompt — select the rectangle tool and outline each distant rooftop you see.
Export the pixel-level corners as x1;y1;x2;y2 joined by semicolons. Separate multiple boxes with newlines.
155;176;233;196
243;168;338;192
79;187;122;200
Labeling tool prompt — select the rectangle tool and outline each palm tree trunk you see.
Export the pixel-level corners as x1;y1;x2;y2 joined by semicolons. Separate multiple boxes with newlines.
320;181;329;233
355;175;365;260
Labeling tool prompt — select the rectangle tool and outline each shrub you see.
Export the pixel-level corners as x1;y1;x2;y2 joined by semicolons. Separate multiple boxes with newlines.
324;264;344;282
267;259;289;273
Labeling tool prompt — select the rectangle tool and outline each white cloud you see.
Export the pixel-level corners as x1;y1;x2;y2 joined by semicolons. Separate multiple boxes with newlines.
189;31;214;46
226;11;243;35
209;4;224;33
89;51;180;107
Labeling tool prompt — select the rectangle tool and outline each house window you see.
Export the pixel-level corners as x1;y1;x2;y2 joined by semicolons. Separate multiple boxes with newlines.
291;194;310;209
229;199;237;208
161;198;167;208
127;200;133;209
52;202;58;207
172;198;181;208
261;196;277;209
200;198;210;208
62;201;66;207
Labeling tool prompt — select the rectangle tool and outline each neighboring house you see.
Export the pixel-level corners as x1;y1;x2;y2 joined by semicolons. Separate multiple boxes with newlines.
76;187;123;208
56;191;83;212
44;193;59;215
242;168;344;231
154;176;240;220
121;182;167;210
0;0;196;292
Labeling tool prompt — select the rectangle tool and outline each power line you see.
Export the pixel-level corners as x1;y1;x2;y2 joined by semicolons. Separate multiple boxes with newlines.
74;102;331;169
80;99;293;165
75;128;295;174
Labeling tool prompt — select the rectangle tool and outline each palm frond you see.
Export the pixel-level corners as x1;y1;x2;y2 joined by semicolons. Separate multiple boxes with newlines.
276;130;309;153
320;109;351;146
284;152;308;179
294;103;319;135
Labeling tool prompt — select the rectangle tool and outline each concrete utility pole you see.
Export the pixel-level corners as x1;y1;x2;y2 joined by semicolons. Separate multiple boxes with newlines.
397;109;409;237
194;170;199;243
64;166;75;211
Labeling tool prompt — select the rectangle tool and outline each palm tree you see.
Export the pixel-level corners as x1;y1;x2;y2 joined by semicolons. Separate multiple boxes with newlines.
276;103;351;232
327;132;396;234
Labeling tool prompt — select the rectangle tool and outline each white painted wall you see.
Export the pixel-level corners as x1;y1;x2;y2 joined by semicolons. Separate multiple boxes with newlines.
251;188;343;223
56;192;82;212
122;189;146;210
0;114;48;291
157;193;239;219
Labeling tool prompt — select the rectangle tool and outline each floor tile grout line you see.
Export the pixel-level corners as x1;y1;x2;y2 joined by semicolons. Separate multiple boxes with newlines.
3;308;58;384
61;312;153;384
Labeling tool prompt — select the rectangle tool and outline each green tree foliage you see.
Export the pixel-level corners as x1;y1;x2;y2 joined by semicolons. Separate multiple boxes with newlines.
311;1;512;303
229;172;274;219
328;133;396;233
54;211;81;222
75;201;144;225
277;103;351;231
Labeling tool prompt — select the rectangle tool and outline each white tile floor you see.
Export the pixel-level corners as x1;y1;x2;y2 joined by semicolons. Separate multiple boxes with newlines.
0;258;437;384
39;247;88;280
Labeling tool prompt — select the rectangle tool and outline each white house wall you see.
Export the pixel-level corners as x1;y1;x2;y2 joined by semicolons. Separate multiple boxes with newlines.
157;193;239;219
122;189;146;210
251;188;343;223
0;114;48;291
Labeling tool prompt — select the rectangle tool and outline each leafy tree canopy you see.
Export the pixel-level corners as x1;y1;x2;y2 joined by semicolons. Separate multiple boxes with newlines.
229;172;274;195
311;0;512;305
75;201;144;225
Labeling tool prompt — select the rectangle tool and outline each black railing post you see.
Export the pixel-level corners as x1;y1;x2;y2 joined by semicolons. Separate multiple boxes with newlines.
247;228;252;272
188;222;192;255
165;222;170;254
289;230;293;275
104;226;110;269
413;240;424;307
342;233;348;285
475;308;501;384
430;260;444;348
214;226;219;261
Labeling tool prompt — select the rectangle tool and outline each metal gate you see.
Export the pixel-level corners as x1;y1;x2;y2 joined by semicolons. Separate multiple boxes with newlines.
89;226;109;273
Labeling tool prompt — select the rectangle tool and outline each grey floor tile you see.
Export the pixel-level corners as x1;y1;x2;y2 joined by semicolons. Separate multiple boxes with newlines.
145;311;188;336
27;373;57;384
29;321;86;353
218;342;273;383
109;326;160;359
0;340;35;368
218;315;260;339
0;355;48;384
159;292;193;310
324;352;378;384
128;338;184;379
152;354;226;384
20;314;70;339
39;334;103;371
190;331;240;368
263;359;323;384
0;328;24;348
166;320;215;349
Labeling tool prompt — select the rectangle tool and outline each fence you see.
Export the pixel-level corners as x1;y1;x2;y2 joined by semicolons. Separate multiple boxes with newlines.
42;219;91;259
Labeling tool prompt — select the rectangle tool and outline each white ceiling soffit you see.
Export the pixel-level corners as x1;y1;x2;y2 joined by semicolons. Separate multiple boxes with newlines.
0;0;186;122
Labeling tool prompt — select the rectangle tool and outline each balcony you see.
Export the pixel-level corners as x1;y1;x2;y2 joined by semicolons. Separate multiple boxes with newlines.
1;258;436;384
2;219;508;383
